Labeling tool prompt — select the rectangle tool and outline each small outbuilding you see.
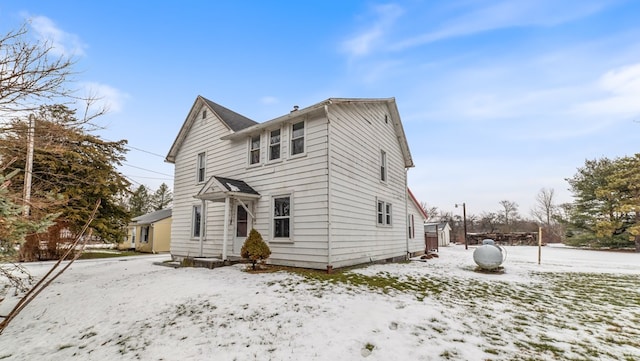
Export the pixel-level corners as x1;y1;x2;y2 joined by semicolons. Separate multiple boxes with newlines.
424;221;451;247
124;208;172;253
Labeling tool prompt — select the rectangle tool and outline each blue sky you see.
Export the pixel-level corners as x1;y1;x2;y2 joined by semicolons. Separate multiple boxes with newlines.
1;1;639;218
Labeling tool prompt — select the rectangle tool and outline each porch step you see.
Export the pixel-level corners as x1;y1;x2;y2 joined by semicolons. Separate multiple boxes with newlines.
190;257;225;269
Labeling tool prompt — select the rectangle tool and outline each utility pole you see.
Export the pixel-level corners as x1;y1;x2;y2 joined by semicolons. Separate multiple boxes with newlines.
456;202;468;250
23;114;35;217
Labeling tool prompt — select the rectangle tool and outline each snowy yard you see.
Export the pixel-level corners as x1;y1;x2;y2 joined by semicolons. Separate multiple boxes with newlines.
1;244;639;361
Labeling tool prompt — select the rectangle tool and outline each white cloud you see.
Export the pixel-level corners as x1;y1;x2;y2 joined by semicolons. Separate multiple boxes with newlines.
572;62;640;119
260;96;279;105
391;0;609;51
27;14;87;57
80;82;129;113
341;4;404;58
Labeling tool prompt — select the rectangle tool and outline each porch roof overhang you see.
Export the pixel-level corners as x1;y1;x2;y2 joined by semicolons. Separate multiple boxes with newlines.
194;176;261;202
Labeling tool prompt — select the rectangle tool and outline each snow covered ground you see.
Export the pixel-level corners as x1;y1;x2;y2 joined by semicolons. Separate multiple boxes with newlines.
1;244;639;361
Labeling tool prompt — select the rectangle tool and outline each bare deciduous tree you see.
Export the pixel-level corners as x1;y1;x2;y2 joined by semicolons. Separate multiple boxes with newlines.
531;188;557;226
419;201;438;220
498;200;519;232
0;23;75;116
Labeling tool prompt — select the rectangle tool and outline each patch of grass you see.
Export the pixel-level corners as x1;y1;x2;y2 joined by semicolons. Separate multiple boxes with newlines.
484;348;500;355
78;250;141;259
279;266;445;299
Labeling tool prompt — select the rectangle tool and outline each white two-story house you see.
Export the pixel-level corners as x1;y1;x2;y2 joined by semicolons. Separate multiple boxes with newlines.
165;96;427;270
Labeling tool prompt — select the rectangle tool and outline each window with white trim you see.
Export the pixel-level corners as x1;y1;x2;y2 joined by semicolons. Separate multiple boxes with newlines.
141;226;149;243
291;121;305;156
273;195;291;238
196;152;206;183
249;135;261;165
269;129;281;160
192;205;202;238
408;214;415;239
377;200;392;226
380;150;387;182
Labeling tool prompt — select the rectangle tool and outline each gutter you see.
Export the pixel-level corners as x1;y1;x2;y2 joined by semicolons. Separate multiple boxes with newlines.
405;168;409;259
323;103;333;272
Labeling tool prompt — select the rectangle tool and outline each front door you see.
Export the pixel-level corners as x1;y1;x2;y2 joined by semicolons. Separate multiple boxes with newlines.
233;202;251;254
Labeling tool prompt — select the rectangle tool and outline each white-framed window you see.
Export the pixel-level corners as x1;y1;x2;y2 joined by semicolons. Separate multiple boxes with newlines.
408;214;415;239
273;195;291;239
192;205;202;238
269;129;281;161
202;109;207;119
377;200;392;226
380;150;387;182
196;152;206;183
141;226;149;243
249;135;261;165
290;121;305;156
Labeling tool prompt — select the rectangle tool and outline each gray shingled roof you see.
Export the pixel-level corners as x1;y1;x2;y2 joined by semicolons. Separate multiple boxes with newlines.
214;176;260;195
201;97;257;131
131;208;172;224
424;222;449;232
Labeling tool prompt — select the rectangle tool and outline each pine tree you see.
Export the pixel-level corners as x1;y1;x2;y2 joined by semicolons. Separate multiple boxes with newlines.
151;183;173;210
0;105;131;252
129;185;152;217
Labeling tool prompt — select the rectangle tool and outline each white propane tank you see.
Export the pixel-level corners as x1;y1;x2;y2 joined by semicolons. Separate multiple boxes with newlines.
473;239;507;270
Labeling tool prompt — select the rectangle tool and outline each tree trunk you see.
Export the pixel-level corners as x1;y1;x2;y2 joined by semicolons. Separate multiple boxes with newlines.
635;234;640;253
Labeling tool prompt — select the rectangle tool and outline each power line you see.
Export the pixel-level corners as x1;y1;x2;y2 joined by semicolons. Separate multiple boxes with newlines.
126;175;173;180
100;137;167;158
122;163;173;177
124;144;166;158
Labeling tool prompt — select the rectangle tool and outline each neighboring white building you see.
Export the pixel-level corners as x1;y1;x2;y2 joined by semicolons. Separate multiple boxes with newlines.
165;96;424;270
424;222;452;247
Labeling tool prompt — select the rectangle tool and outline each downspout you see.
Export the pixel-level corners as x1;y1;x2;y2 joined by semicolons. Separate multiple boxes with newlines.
324;104;333;272
199;199;206;257
405;168;409;259
222;196;230;262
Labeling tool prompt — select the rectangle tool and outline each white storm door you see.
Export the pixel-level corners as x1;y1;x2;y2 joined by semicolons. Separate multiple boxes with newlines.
233;202;251;254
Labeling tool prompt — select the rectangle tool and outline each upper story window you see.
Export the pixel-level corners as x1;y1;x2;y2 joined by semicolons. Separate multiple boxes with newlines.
249;135;261;165
380;150;387;182
291;121;305;156
269;129;281;161
197;152;206;183
202;109;207;119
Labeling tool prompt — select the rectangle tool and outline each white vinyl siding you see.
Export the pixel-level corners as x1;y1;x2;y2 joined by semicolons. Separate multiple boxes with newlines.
170;100;329;266
327;101;413;267
170;97;415;269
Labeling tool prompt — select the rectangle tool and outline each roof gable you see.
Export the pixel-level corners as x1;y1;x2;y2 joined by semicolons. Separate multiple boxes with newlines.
220;97;414;168
165;96;257;163
408;188;428;219
131;208;172;224
195;175;261;201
